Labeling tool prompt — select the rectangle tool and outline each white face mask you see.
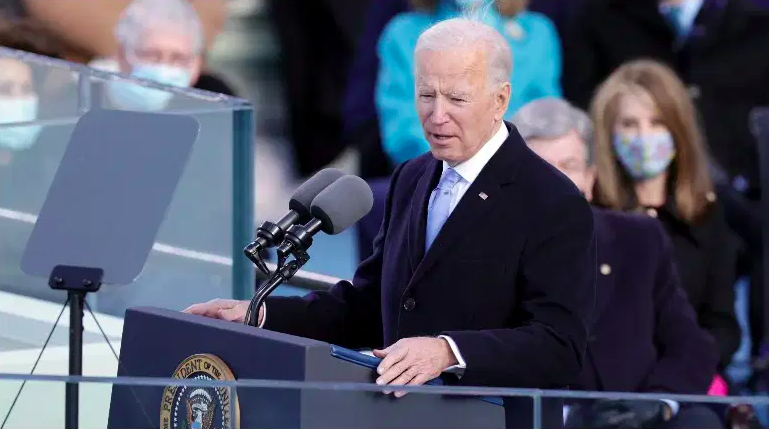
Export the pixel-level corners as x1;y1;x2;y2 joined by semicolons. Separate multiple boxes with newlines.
0;96;43;151
87;58;193;111
106;63;193;111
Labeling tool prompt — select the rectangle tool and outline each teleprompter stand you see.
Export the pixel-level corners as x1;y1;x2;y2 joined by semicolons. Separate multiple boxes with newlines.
19;109;199;429
48;265;104;429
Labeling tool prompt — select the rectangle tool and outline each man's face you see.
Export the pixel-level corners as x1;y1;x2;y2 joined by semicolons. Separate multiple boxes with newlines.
415;48;510;165
527;131;596;200
118;29;201;85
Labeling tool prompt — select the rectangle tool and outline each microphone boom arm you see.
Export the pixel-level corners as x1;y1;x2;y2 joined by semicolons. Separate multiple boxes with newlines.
244;243;311;327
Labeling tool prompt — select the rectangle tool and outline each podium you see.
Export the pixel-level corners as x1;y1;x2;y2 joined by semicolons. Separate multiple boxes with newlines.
108;307;506;429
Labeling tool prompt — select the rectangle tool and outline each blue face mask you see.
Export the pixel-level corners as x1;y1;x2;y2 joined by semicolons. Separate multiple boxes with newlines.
612;131;676;180
106;64;193;112
0;96;43;151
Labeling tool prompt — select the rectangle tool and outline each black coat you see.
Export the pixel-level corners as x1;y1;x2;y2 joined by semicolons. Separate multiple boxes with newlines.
582;208;718;393
632;199;741;370
562;0;769;199
264;123;597;428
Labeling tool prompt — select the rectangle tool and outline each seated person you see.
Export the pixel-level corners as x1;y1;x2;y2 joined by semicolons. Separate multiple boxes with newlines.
0;19;56;153
88;0;234;112
513;97;721;428
376;0;561;164
588;60;740;378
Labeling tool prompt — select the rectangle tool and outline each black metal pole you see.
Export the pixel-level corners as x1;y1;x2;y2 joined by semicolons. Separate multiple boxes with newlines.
66;291;85;429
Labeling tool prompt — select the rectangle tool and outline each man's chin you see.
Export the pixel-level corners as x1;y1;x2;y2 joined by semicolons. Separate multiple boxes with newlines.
429;147;460;164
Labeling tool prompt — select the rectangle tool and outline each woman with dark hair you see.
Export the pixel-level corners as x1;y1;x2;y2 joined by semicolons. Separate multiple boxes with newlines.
590;59;741;381
0;19;64;153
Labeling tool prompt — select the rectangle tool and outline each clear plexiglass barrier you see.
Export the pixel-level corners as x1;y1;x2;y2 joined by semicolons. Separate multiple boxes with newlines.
0;48;255;317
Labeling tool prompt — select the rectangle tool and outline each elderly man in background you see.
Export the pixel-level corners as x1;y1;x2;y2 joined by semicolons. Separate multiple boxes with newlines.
513;98;728;429
89;0;233;111
187;18;595;428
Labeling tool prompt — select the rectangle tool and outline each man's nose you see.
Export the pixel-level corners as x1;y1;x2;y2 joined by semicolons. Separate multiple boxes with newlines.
430;99;450;124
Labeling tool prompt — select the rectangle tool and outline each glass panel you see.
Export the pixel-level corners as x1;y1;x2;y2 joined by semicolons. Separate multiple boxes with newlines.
2;374;768;429
0;48;255;315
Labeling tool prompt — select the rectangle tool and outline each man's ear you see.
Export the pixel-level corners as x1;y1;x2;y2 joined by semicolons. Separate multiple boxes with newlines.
494;82;511;121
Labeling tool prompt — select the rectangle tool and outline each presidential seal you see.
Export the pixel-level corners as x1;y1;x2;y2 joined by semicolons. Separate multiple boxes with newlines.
160;354;240;429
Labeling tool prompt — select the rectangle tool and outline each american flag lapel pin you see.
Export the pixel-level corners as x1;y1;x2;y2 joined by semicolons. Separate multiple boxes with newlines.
479;192;488;200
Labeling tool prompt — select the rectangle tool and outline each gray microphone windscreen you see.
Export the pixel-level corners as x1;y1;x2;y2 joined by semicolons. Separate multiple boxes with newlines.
310;175;374;235
288;168;345;221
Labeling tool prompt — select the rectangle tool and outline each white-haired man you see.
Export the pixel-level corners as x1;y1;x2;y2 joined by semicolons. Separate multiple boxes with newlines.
92;0;209;111
186;19;596;428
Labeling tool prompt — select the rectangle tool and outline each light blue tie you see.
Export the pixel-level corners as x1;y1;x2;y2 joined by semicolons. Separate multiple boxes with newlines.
425;168;462;251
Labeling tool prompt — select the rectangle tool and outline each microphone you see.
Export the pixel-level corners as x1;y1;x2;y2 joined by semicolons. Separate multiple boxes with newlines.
244;175;373;327
276;175;374;265
243;168;345;274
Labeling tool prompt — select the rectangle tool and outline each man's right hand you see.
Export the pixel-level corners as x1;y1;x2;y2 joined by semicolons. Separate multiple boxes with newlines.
182;299;263;325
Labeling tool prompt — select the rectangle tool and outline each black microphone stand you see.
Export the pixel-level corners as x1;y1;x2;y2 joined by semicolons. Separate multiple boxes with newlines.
244;226;313;327
243;220;287;276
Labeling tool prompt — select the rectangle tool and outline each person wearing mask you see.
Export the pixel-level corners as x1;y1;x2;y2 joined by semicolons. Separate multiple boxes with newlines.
376;0;561;165
84;0;233;112
0;52;41;153
561;0;769;361
0;18;78;303
588;59;741;379
0;19;62;154
562;0;769;204
514;97;722;429
15;0;225;64
77;0;235;317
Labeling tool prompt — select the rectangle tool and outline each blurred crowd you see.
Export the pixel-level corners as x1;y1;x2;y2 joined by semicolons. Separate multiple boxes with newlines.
2;0;769;426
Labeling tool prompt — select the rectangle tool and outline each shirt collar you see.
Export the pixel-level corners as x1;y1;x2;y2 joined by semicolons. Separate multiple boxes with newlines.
442;122;509;184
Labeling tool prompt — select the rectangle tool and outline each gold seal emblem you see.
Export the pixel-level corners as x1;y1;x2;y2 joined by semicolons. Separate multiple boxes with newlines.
160;354;240;429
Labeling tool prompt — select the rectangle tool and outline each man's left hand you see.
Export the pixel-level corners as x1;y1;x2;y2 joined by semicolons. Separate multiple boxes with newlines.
373;337;457;398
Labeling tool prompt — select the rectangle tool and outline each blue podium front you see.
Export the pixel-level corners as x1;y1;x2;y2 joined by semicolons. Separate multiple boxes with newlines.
107;306;505;429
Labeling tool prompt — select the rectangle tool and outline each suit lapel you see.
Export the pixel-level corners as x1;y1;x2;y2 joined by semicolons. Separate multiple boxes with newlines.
406;126;518;290
407;158;441;273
